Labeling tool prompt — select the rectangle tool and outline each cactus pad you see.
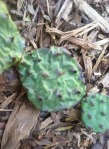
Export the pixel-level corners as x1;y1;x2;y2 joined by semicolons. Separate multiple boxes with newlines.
0;1;25;74
18;47;86;111
81;93;109;133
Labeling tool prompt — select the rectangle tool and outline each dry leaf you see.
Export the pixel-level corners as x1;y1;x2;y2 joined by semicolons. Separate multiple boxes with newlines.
1;100;39;149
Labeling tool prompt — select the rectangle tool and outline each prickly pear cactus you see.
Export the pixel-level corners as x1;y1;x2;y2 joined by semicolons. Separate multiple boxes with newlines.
18;46;86;111
81;93;109;133
0;1;25;74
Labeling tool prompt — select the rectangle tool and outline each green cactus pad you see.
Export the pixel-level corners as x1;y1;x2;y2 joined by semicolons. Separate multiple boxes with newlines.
0;1;25;74
18;46;86;111
81;93;109;133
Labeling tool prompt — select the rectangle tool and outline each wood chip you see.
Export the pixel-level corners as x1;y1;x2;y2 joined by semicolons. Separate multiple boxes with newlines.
82;50;92;81
40;117;53;130
74;0;109;33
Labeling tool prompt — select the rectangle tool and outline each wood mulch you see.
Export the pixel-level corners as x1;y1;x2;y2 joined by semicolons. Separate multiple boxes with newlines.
0;0;109;148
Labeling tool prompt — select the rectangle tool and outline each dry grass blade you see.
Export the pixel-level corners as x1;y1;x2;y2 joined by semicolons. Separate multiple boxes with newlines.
55;126;73;131
1;100;39;149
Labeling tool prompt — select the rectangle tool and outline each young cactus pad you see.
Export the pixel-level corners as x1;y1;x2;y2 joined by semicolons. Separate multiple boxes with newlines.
18;47;86;112
0;1;25;74
81;93;109;133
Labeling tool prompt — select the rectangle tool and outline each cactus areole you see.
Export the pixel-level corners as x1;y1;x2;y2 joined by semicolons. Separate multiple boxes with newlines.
81;93;109;133
0;1;25;74
18;47;86;111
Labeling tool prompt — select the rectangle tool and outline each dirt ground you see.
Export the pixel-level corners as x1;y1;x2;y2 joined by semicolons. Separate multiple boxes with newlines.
0;0;109;149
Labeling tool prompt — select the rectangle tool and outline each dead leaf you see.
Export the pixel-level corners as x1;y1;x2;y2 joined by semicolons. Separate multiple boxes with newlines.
1;100;39;149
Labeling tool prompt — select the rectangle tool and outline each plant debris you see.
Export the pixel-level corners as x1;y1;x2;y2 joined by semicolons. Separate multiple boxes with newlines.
0;0;109;148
